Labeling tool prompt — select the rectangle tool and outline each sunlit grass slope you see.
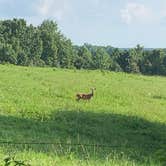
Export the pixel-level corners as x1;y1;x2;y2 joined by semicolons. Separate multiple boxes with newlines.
0;64;166;166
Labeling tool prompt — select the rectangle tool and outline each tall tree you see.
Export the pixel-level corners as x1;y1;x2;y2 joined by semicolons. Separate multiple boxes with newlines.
57;37;74;68
75;46;92;69
0;43;17;64
93;48;111;70
39;20;58;67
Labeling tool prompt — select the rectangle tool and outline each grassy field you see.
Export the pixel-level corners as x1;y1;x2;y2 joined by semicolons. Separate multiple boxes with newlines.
0;64;166;166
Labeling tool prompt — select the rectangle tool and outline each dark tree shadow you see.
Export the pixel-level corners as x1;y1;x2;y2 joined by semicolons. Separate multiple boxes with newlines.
0;111;166;164
153;95;166;100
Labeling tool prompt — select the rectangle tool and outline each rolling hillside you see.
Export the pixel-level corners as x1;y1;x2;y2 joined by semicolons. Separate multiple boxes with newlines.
0;64;166;166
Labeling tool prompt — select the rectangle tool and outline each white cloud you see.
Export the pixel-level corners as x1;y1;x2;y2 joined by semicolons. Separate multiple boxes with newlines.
121;3;153;24
35;0;70;21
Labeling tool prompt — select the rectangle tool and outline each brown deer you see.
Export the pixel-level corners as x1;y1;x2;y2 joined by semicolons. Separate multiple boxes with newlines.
76;88;96;101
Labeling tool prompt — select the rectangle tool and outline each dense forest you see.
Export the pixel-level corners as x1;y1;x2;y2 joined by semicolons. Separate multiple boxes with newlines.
0;18;166;75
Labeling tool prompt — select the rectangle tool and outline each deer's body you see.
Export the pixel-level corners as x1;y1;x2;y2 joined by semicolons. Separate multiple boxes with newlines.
76;88;95;101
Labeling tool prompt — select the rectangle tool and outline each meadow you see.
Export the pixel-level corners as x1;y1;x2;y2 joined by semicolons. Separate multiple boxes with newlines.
0;64;166;166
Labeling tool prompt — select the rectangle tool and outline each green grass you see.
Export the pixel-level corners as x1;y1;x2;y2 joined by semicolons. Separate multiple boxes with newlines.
0;64;166;166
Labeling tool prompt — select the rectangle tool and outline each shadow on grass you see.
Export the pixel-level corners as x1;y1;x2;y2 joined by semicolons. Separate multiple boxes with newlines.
153;95;166;100
0;111;166;164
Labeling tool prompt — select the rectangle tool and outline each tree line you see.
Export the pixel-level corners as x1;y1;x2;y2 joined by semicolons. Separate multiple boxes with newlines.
0;18;166;75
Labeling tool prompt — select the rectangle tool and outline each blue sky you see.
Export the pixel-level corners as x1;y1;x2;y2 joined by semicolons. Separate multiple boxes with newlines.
0;0;166;48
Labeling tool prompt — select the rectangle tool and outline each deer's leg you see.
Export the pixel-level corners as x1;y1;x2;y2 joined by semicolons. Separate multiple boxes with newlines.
76;97;80;101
